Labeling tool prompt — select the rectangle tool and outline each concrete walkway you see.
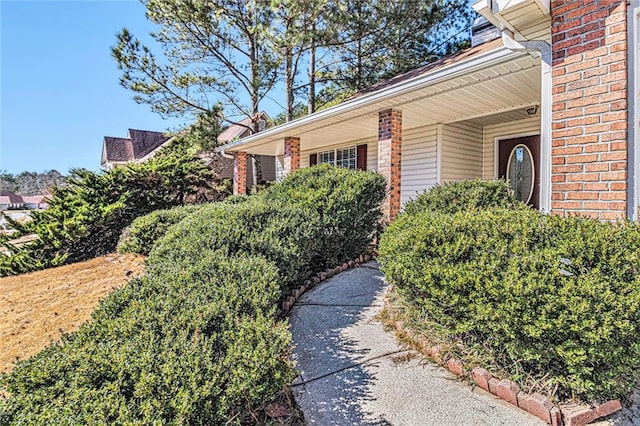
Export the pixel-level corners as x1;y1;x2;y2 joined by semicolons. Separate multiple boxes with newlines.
289;261;545;425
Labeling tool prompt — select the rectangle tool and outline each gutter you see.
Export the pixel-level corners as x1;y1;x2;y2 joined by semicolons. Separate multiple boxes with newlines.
472;0;552;213
216;45;522;153
219;149;234;160
501;30;552;214
628;1;639;220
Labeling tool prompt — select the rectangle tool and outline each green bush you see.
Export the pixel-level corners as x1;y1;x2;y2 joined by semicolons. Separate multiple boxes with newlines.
261;164;386;267
149;201;314;293
0;140;230;276
1;165;386;424
117;204;203;255
380;205;640;401
0;252;294;424
152;164;386;294
403;179;521;215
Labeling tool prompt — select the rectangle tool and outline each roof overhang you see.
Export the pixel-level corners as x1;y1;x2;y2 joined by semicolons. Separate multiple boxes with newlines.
218;43;541;156
473;0;551;41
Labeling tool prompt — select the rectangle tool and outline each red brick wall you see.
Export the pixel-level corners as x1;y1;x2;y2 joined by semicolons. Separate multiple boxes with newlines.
378;109;402;221
551;0;628;220
284;137;300;174
233;151;247;195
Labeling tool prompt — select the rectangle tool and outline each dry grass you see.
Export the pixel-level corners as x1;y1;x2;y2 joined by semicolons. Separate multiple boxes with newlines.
0;254;145;373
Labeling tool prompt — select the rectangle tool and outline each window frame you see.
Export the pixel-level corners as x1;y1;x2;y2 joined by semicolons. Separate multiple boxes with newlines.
317;145;358;170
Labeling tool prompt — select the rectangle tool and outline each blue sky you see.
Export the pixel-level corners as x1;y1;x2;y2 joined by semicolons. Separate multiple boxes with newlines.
1;1;187;174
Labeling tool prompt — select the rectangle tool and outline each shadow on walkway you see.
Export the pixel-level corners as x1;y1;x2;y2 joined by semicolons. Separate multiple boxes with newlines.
289;262;545;426
290;263;392;424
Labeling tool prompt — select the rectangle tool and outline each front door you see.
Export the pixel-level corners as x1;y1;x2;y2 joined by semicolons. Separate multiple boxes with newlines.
498;135;540;209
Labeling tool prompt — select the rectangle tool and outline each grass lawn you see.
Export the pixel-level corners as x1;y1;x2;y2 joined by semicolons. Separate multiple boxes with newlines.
0;254;144;373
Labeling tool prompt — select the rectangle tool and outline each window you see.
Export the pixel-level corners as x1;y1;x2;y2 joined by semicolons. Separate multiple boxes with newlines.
318;150;335;165
506;144;535;204
318;146;356;169
336;146;356;169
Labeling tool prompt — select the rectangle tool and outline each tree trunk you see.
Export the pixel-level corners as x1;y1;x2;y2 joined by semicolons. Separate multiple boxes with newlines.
286;47;294;122
248;31;263;182
308;31;316;114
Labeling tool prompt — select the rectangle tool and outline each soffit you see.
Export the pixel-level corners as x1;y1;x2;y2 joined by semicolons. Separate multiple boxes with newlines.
230;54;541;156
475;0;551;43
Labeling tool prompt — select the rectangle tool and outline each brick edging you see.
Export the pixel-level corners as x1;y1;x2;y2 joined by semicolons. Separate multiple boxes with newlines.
281;254;372;314
384;298;622;426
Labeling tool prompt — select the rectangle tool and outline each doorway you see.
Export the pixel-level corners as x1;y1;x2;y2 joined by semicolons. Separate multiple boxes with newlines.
498;135;540;209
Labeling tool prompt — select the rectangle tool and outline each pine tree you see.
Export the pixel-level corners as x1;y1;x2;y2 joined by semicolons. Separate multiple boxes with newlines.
112;0;280;132
113;0;472;125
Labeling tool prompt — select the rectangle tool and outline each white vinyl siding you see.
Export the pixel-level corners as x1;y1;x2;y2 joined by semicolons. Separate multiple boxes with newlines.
482;117;540;179
440;122;483;183
300;137;378;171
366;138;378;172
275;155;285;182
401;125;438;206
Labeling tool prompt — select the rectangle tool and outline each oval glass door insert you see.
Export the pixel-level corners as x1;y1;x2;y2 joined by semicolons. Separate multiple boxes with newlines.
506;144;535;204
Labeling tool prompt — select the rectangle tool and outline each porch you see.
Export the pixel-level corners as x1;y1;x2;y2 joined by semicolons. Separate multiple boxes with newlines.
218;39;545;220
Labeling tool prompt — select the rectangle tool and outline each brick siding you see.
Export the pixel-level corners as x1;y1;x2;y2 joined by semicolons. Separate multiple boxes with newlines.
378;109;402;221
551;0;628;220
284;137;300;175
233;151;247;195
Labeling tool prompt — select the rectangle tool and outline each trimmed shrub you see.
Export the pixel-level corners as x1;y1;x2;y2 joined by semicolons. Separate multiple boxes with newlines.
0;252;294;424
151;165;386;294
261;164;386;267
117;204;203;255
149;200;319;294
403;179;521;215
380;205;640;401
1;164;386;424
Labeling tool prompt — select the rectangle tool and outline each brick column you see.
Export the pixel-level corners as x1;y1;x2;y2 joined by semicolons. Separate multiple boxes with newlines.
233;151;247;195
550;1;628;220
284;137;300;175
378;108;402;221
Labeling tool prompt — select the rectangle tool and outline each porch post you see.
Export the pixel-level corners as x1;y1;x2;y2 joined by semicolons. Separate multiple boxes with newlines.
233;151;247;195
378;108;402;222
284;137;300;175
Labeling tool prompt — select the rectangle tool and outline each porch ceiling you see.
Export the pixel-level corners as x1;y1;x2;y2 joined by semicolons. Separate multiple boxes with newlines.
223;50;541;156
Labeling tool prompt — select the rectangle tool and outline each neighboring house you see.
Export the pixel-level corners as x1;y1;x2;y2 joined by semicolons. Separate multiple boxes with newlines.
22;195;47;210
100;115;276;191
217;0;639;222
101;129;172;170
216;112;276;189
0;192;48;211
0;192;24;210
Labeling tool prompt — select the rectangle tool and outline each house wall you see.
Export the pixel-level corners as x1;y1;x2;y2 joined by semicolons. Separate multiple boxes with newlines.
482;117;541;179
246;155;276;187
441;122;483;183
551;0;629;220
275;155;285;182
400;125;438;205
217;154;274;187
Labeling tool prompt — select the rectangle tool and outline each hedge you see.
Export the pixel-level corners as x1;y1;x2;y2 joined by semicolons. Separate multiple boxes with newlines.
403;179;521;215
1;165;386;424
150;165;385;294
0;139;229;276
117;204;203;255
262;164;386;268
1;252;292;424
379;182;640;402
